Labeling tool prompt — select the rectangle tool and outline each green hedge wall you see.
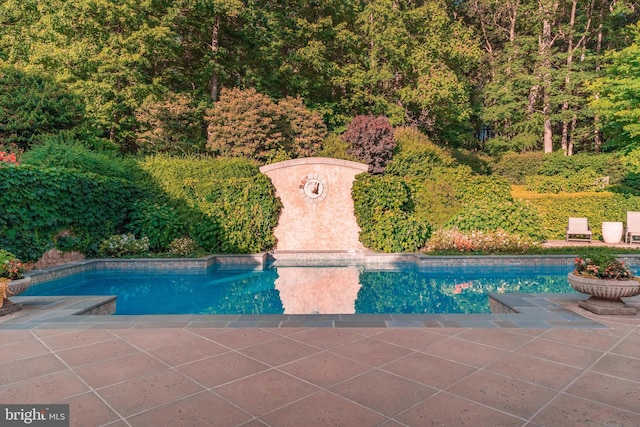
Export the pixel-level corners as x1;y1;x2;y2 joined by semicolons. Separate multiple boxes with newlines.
0;165;137;260
137;155;281;253
523;191;640;240
352;173;431;252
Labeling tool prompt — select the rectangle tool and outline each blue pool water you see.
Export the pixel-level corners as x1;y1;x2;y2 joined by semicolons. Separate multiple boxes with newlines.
21;263;579;315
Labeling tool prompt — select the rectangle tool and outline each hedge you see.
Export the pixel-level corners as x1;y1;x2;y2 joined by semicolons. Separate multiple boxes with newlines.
137;155;281;253
0;165;137;260
352;173;431;252
518;191;640;240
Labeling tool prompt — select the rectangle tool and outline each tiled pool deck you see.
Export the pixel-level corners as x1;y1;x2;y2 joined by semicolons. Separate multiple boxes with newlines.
1;253;640;426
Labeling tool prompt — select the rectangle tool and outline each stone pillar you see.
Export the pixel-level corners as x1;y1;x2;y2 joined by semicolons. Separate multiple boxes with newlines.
260;157;369;251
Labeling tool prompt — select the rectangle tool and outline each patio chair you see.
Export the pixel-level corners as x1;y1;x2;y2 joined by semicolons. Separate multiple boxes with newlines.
566;217;592;243
625;211;640;244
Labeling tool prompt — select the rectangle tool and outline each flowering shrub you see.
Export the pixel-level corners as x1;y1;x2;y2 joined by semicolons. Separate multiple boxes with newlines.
0;151;19;165
424;227;537;254
98;234;150;257
0;249;25;279
168;237;200;257
574;256;635;280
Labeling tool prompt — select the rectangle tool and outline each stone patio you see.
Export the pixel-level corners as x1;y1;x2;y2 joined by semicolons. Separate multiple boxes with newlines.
1;296;639;426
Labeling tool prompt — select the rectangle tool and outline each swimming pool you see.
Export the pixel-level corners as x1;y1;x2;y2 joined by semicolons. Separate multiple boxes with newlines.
21;263;577;315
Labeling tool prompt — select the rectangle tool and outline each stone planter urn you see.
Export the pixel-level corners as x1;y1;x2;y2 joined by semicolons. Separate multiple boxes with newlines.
567;272;640;315
0;278;28;316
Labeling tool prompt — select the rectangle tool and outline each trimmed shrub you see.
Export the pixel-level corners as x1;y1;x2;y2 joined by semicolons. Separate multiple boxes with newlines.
539;151;625;183
522;191;640;240
524;169;601;193
204;175;281;253
137;154;260;204
494;151;626;186
343;115;396;174
363;211;431;253
138;155;281;253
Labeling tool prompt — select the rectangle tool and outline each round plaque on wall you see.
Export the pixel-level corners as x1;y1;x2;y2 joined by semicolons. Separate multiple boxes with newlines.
299;174;328;203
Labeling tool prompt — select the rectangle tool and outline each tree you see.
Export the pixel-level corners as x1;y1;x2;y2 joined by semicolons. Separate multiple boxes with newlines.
343;115;396;174
590;22;640;152
0;0;178;151
0;65;85;150
205;87;326;163
461;0;639;155
135;92;207;155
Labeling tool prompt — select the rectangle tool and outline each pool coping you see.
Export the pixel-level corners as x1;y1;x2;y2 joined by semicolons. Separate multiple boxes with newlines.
3;252;639;329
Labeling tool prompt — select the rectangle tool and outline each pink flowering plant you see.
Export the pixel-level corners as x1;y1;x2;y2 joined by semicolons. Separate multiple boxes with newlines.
574;255;635;280
0;151;19;165
0;249;25;280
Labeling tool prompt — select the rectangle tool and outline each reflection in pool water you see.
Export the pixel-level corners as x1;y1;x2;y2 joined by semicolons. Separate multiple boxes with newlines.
21;264;577;315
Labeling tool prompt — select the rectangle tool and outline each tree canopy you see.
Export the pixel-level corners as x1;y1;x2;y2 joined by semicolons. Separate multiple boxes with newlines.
0;0;638;155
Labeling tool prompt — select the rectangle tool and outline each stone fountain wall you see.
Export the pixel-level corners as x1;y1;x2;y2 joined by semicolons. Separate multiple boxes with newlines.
260;157;369;251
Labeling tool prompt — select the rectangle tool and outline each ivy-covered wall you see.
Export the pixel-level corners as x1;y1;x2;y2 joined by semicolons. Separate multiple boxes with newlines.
0;165;137;260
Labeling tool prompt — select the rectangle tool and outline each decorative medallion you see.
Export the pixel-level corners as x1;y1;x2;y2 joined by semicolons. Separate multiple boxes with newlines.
299;173;328;203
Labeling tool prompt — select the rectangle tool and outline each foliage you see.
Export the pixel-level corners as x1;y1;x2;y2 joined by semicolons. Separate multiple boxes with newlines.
343;115;396;174
589;22;640;152
206;88;326;163
20;140;137;181
277;96;328;158
0;65;85;150
167;237;200;257
138;154;257;200
450;200;545;241
0;249;25;279
352;173;430;252
0;165;137;261
492;152;546;184
126;201;189;252
385;127;454;177
0;151;19;164
538;152;625;183
204;175;282;253
574;255;634;280
524;170;601;194
450;148;493;175
138;155;281;253
135;92;207;155
317;134;359;161
98;233;150;258
520;190;640;240
425;227;538;254
494;151;626;187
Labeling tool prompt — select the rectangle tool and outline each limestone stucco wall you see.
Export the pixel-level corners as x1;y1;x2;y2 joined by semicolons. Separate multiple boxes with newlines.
260;157;369;251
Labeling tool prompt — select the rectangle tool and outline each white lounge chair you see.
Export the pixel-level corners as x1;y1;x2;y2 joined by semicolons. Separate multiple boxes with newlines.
625;212;640;243
566;217;592;243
